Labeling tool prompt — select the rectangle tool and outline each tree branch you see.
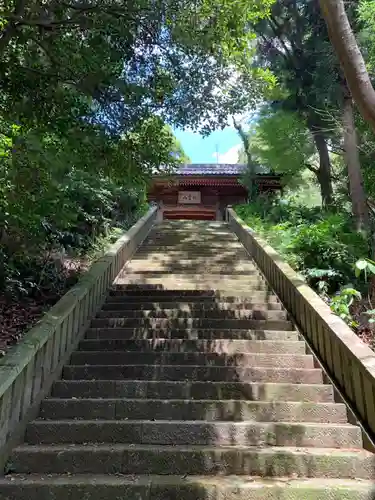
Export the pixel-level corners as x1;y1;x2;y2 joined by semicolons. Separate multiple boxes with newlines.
0;0;28;52
268;15;295;60
304;162;319;174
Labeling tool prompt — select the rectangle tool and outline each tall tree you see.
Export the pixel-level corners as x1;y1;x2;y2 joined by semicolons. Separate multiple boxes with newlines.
0;0;274;135
252;0;371;228
341;82;369;232
0;0;276;300
252;0;336;207
319;0;375;134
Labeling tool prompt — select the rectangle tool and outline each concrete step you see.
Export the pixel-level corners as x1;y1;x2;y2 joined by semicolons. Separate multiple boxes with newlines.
116;273;266;284
107;291;279;302
147;227;237;234
129;250;251;260
145;235;240;243
2;475;375;500
25;420;362;448
4;220;372;497
114;281;272;292
157;220;228;225
151;230;234;235
142;242;243;250
69;351;313;369
102;300;283;311
124;262;258;273
51;380;335;401
62;364;323;383
148;226;235;232
140;243;245;251
40;399;348;423
10;444;375;478
119;271;263;279
96;309;288;321
149;226;233;232
148;231;236;237
145;234;239;241
156;229;231;234
134;248;251;258
90;317;295;331
80;337;304;352
96;309;288;320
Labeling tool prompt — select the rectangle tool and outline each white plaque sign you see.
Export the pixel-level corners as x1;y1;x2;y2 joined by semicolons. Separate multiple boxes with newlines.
178;191;201;204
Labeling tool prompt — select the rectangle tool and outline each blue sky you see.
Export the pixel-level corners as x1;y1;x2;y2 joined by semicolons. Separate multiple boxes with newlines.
174;126;242;164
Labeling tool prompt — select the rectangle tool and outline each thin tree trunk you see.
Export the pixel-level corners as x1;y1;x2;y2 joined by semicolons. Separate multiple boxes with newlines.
342;86;369;232
311;131;334;208
319;0;375;134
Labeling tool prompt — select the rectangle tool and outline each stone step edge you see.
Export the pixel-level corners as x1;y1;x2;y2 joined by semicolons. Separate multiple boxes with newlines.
1;474;374;491
108;291;277;296
91;318;292;323
106;294;279;298
53;380;328;387
100;306;284;312
104;302;282;307
43;397;340;405
64;364;319;371
121;270;261;275
70;354;311;366
40;399;347;420
51;380;334;401
81;336;300;342
72;351;308;357
97;312;288;319
96;313;289;318
27;420;359;445
87;326;296;332
117;276;265;280
30;419;355;427
13;443;372;455
114;289;274;293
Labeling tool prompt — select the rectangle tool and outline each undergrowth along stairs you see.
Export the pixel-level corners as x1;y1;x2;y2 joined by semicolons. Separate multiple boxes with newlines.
1;220;375;499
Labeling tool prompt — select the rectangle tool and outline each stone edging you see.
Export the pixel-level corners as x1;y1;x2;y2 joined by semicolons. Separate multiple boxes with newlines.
0;206;158;467
228;207;375;439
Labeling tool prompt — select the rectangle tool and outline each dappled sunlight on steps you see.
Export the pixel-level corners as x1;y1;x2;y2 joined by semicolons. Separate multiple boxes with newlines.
2;220;375;499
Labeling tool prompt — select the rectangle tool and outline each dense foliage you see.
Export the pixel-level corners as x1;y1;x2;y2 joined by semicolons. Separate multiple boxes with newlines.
231;0;375;346
3;0;375;350
0;0;275;352
236;199;368;293
235;197;375;342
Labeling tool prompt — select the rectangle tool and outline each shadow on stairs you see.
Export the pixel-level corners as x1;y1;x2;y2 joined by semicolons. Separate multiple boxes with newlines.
2;221;375;499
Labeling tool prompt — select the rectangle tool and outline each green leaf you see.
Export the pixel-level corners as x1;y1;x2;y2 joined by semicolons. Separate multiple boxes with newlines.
356;259;368;270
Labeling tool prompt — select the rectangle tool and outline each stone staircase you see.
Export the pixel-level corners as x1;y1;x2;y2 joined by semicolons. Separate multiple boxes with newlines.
2;220;375;499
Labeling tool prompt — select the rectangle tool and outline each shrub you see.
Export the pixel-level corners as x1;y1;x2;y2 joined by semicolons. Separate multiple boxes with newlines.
290;214;368;292
235;199;369;294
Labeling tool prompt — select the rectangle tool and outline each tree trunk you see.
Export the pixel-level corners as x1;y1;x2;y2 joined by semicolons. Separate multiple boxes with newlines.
319;0;375;135
311;131;334;208
342;87;369;232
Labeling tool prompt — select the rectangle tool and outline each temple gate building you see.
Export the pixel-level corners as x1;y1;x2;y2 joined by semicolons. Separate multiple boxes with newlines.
148;164;282;221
